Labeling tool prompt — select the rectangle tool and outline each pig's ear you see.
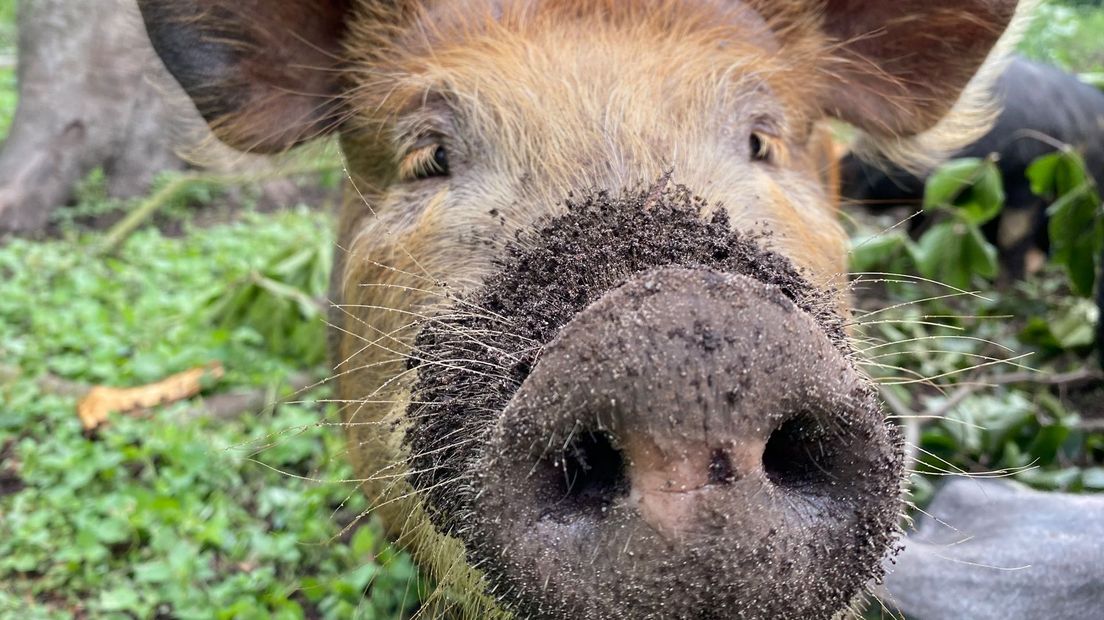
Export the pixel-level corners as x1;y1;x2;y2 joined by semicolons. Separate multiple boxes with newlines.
137;0;355;153
817;0;1030;167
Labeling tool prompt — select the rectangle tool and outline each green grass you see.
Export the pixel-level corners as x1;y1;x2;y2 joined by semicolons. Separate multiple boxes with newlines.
0;0;17;136
0;6;421;616
1;1;1103;617
0;212;421;619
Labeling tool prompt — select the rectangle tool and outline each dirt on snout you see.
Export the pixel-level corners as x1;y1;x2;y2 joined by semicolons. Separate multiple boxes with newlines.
404;185;902;619
407;185;846;519
406;184;843;511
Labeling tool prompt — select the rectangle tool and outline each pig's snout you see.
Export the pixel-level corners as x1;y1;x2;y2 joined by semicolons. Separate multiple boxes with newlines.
472;267;902;618
406;193;903;619
490;267;880;534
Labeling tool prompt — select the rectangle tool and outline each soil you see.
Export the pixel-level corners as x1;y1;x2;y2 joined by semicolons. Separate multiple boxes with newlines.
402;184;903;619
406;184;845;523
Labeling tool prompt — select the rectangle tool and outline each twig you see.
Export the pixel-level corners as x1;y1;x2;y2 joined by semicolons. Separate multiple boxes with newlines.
95;161;339;256
927;369;1104;420
182;372;318;421
1080;420;1104;432
877;368;1104;437
0;364;319;422
97;174;198;255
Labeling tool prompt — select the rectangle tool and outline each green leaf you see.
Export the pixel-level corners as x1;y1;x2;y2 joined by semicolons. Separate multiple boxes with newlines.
1027;424;1071;465
350;524;377;558
964;224;999;279
1083;468;1104;491
923;157;1005;224
1048;188;1103;296
924;158;985;211
914;221;961;286
913;220;998;290
1026;152;1063;197
1049;298;1100;349
849;231;911;274
98;587;142;613
94;516;132;545
1030;150;1104;297
133;561;173;584
1016;467;1083;491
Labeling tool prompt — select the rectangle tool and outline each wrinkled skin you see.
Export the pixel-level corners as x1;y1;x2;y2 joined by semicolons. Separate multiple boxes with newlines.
138;1;1028;618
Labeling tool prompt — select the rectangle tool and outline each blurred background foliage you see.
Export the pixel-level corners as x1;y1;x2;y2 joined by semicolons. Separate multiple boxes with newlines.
1022;0;1104;75
0;0;423;616
0;0;1102;618
849;0;1104;504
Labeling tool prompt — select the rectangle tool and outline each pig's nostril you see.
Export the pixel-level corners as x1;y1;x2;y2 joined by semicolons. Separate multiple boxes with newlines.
762;415;837;490
538;430;627;521
455;261;906;619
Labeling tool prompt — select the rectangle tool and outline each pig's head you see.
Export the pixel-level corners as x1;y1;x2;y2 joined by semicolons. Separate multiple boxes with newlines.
139;1;1027;617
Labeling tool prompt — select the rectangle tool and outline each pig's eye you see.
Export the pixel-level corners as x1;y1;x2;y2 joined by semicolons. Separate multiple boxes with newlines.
749;131;774;163
400;144;450;181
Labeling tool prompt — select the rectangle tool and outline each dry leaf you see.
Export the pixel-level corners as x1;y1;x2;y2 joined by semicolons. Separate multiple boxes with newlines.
77;362;225;430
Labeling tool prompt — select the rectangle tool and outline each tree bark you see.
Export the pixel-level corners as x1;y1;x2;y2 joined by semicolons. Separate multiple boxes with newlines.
0;0;229;234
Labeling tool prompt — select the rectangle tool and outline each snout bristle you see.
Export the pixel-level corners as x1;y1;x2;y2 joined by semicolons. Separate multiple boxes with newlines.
404;186;903;620
406;185;842;526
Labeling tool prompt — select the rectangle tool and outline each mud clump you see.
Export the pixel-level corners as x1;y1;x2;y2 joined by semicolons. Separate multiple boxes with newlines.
405;186;903;619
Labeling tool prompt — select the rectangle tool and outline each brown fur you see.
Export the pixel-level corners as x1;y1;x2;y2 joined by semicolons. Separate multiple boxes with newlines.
335;4;1021;612
137;1;1031;616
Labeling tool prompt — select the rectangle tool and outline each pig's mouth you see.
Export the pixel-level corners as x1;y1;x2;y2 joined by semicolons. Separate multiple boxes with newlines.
405;187;903;619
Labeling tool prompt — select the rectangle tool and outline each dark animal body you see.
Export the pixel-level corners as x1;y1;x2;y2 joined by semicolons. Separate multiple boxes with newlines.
136;1;1028;618
841;56;1104;367
842;58;1104;278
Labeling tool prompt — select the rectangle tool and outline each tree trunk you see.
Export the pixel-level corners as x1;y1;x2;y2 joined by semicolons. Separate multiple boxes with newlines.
0;0;227;234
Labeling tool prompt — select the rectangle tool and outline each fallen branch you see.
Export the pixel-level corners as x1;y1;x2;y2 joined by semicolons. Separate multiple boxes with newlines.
877;368;1104;441
1080;419;1104;432
181;372;319;421
95;161;340;256
0;364;320;426
928;368;1104;421
78;363;225;430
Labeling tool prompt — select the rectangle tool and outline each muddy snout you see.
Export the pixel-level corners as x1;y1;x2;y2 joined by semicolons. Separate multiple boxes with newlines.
474;267;901;618
406;192;903;619
487;267;878;532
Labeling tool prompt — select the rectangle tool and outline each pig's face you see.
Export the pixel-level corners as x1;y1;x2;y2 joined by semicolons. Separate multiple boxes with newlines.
340;2;848;287
140;0;1026;617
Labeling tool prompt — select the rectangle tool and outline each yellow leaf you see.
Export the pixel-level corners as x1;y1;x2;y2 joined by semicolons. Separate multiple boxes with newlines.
77;362;225;430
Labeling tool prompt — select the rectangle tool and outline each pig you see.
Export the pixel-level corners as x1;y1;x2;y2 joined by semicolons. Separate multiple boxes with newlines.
136;1;1029;618
840;56;1104;282
842;54;1104;398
